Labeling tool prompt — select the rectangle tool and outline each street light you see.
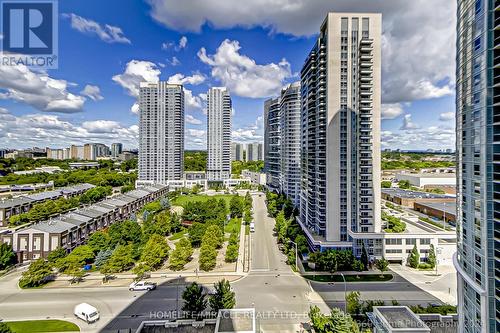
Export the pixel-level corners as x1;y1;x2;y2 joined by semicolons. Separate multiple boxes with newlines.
340;273;347;313
289;240;298;272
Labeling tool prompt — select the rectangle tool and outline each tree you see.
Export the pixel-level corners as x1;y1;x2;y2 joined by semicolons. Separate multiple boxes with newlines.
101;244;135;274
225;243;239;263
308;306;359;333
199;243;217;271
427;244;437;269
375;257;389;277
398;180;411;189
352;260;364;277
408;244;420;268
244;191;252;210
209;279;235;313
133;263;151;280
360;242;369;270
188;222;206;247
202;225;224;249
87;231;111;253
170;238;193;270
56;245;94;273
94;249;113;269
381;181;392;188
46;247;67;264
346;291;362;315
0;243;16;270
19;259;53;288
140;234;169;269
0;322;12;333
182;282;207;318
229;195;244;218
108;220;142;247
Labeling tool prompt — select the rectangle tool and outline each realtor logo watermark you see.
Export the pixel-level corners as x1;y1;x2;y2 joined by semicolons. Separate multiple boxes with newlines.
1;0;58;68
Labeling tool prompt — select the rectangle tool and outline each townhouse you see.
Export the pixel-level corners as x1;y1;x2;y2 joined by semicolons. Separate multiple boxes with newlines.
0;184;168;262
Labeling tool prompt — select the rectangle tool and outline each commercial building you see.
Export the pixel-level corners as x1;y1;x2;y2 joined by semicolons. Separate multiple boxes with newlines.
206;87;232;181
264;97;281;192
241;169;266;186
395;173;456;188
231;142;245;161
83;143;110;160
298;12;382;251
246;142;263;161
455;1;499;332
0;184;168;262
111;143;123;158
381;188;455;208
138;82;184;185
413;201;456;224
0;183;95;227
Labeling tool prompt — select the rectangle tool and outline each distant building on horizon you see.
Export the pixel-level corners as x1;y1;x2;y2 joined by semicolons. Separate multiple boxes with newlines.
231;142;244;162
138;82;184;184
246;142;263;161
111;143;123;158
206;87;232;181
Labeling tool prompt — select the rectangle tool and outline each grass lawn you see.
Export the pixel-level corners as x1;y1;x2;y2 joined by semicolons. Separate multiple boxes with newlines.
6;319;80;332
168;228;188;241
303;273;393;283
224;218;241;234
172;194;234;208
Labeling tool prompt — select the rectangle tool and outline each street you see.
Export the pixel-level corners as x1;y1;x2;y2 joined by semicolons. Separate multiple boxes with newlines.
0;193;444;333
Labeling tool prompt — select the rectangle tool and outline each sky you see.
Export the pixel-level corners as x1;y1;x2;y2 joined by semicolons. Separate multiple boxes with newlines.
0;0;456;151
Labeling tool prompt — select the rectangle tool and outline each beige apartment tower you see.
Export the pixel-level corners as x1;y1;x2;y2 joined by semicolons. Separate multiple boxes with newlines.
299;12;382;252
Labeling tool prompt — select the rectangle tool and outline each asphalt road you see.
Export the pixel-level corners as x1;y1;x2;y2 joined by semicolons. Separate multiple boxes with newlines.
0;193;443;333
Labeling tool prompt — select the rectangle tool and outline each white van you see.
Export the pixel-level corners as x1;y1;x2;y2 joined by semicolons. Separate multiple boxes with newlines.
249;222;255;233
74;303;100;323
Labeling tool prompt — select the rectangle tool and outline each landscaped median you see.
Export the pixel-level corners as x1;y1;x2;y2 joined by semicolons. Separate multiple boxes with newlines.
303;273;393;283
1;320;79;333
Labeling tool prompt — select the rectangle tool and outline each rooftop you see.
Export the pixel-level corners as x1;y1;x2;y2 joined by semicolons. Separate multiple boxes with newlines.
396;173;456;178
371;306;430;332
382;188;453;199
414;201;456;216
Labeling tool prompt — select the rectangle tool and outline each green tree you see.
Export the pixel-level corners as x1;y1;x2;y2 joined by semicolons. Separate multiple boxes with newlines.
101;244;135;274
0;322;12;333
140;234;169;269
170;238;193;270
19;259;53;288
244;191;252;210
346;291;361;315
108;220;142;247
360;242;369;270
427;244;437;269
209;279;235;313
225;243;239;263
94;249;113;269
329;307;360;333
133;263;151;280
188;222;206;247
199;243;217;271
0;243;16;270
381;181;392;188
182;282;207;318
375;257;389;277
398;180;411;189
46;247;67;264
408;244;420;268
87;231;111;253
352;260;364;276
229;195;244;218
202;225;224;249
56;245;94;273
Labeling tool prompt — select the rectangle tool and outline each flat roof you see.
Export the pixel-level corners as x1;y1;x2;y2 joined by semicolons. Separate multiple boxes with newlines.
0;196;34;209
382;188;453;199
396;173;456;178
30;220;76;233
376;306;429;330
414;201;456;216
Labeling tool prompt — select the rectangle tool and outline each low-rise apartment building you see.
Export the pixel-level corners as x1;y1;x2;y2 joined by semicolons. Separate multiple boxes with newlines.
0;184;168;262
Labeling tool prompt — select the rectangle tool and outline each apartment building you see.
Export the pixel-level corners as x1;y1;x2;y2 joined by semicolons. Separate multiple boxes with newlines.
231;142;244;161
298;13;381;252
206;87;232;181
246;142;263;161
138;82;184;184
111;143;123;158
455;1;500;332
264;97;281;192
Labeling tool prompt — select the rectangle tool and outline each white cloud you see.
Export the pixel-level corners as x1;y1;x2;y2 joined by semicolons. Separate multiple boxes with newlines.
439;112;455;121
161;42;174;50
130;103;140;115
198;39;292;98
147;0;455;104
400;114;419;130
0;109;138;149
179;36;188;49
169;56;181;66
381;103;403;120
382;126;455;150
187;128;206;137
63;13;131;44
232;116;264;143
167;73;206;85
0;62;85;113
112;60;160;97
186;114;202;125
184;89;203;111
80;84;103;101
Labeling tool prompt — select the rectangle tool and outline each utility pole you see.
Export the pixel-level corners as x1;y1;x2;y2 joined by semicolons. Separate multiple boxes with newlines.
340;273;347;313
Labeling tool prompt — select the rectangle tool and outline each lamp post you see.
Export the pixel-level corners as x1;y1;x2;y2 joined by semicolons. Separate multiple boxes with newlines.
340;273;347;313
289;240;298;271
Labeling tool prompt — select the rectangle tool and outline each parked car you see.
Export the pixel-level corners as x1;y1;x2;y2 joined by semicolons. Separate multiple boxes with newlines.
129;280;157;291
249;222;255;232
74;303;100;323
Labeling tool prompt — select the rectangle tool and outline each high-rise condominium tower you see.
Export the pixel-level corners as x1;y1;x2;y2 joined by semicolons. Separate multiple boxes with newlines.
279;82;301;206
206;87;232;181
138;82;184;184
264;97;281;192
111;143;123;158
455;1;499;332
299;12;381;248
246;142;263;161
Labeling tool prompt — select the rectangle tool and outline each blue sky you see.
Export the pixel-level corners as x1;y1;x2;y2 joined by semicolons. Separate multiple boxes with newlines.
0;0;456;151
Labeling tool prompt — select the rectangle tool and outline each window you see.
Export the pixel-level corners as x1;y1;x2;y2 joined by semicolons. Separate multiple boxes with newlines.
420;238;431;245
